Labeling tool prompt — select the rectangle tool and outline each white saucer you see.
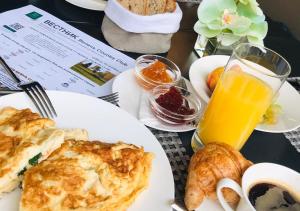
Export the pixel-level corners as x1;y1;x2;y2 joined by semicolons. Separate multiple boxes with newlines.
189;55;300;133
195;198;223;211
65;0;107;11
112;69;199;132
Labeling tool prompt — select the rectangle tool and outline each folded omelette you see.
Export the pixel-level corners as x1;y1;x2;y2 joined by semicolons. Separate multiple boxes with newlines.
20;140;153;211
0;107;65;195
0;107;88;196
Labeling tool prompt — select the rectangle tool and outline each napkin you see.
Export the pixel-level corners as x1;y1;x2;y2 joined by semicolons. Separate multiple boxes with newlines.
138;91;164;127
104;0;183;34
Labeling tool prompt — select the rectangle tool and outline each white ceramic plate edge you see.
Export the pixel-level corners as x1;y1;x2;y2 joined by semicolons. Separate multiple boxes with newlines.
65;0;107;11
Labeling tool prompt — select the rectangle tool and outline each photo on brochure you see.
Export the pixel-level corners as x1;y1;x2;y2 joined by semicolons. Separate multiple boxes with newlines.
70;59;115;86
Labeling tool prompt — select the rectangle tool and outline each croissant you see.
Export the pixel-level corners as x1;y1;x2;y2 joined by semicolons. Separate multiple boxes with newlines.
184;143;252;210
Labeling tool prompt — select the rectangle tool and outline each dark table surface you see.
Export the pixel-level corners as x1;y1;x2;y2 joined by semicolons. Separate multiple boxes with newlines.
1;0;299;173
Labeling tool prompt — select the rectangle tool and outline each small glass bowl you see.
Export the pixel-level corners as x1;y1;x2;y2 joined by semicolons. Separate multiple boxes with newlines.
149;85;201;125
135;55;181;90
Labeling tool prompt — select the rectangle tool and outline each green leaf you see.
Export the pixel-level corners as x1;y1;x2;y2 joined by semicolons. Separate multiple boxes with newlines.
247;22;268;39
28;152;42;166
18;167;27;176
194;21;222;38
262;103;282;124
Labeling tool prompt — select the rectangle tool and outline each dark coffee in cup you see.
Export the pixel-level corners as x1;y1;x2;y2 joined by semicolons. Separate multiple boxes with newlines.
248;183;300;211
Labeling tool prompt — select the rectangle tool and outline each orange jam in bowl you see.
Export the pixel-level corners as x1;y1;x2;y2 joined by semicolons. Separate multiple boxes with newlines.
135;55;181;90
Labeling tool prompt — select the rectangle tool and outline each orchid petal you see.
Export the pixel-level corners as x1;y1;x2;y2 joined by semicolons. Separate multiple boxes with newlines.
239;0;248;4
194;21;222;38
237;0;263;15
227;15;252;35
247;21;268;39
197;0;222;23
237;1;264;22
216;0;237;12
248;0;263;16
207;19;223;30
247;35;264;46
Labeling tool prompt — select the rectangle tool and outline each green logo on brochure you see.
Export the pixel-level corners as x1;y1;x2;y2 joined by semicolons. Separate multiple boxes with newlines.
26;11;43;20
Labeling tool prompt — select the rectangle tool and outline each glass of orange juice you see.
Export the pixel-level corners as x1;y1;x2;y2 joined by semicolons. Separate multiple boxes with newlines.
192;43;291;151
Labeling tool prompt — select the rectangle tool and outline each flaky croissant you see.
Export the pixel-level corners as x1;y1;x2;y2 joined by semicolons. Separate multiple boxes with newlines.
184;143;252;210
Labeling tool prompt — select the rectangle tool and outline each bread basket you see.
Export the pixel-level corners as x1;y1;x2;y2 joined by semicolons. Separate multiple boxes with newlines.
102;0;183;54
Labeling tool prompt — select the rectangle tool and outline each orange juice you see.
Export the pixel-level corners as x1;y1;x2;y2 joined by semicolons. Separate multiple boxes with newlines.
198;69;273;150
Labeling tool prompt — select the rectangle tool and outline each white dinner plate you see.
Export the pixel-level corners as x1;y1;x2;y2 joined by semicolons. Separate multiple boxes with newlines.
189;55;300;133
65;0;107;11
0;91;174;211
112;69;199;132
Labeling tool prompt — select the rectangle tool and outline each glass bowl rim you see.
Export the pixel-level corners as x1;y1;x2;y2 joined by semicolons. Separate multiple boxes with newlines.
232;43;291;79
149;85;201;119
135;54;182;86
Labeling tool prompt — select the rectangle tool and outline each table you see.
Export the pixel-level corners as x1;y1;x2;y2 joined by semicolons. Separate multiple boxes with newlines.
1;0;300;205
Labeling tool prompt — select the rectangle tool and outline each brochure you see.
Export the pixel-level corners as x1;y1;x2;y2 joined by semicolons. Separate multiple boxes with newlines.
0;5;135;96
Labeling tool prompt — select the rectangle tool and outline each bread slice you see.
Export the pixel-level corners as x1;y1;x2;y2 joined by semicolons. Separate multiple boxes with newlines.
0;107;65;196
145;0;167;15
20;140;153;211
118;0;146;15
117;0;176;15
165;0;176;13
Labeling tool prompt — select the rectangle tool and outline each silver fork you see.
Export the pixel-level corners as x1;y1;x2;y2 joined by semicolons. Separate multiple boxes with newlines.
177;78;190;96
0;57;57;118
98;92;119;105
171;202;188;211
177;78;198;127
0;89;119;105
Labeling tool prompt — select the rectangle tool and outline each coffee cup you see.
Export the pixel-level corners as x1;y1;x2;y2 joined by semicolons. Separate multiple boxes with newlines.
216;163;300;211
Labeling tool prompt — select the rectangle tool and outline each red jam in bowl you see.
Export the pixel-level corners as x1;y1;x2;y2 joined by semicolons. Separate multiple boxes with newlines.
155;86;195;116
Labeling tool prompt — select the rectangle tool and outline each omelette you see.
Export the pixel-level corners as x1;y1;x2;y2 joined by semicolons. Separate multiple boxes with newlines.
0;107;88;196
20;140;153;211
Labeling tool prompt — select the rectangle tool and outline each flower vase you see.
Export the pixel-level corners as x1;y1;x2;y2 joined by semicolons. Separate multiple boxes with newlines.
194;34;247;57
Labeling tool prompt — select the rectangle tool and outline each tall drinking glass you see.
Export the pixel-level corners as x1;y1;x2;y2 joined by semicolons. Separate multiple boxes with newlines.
192;43;291;151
